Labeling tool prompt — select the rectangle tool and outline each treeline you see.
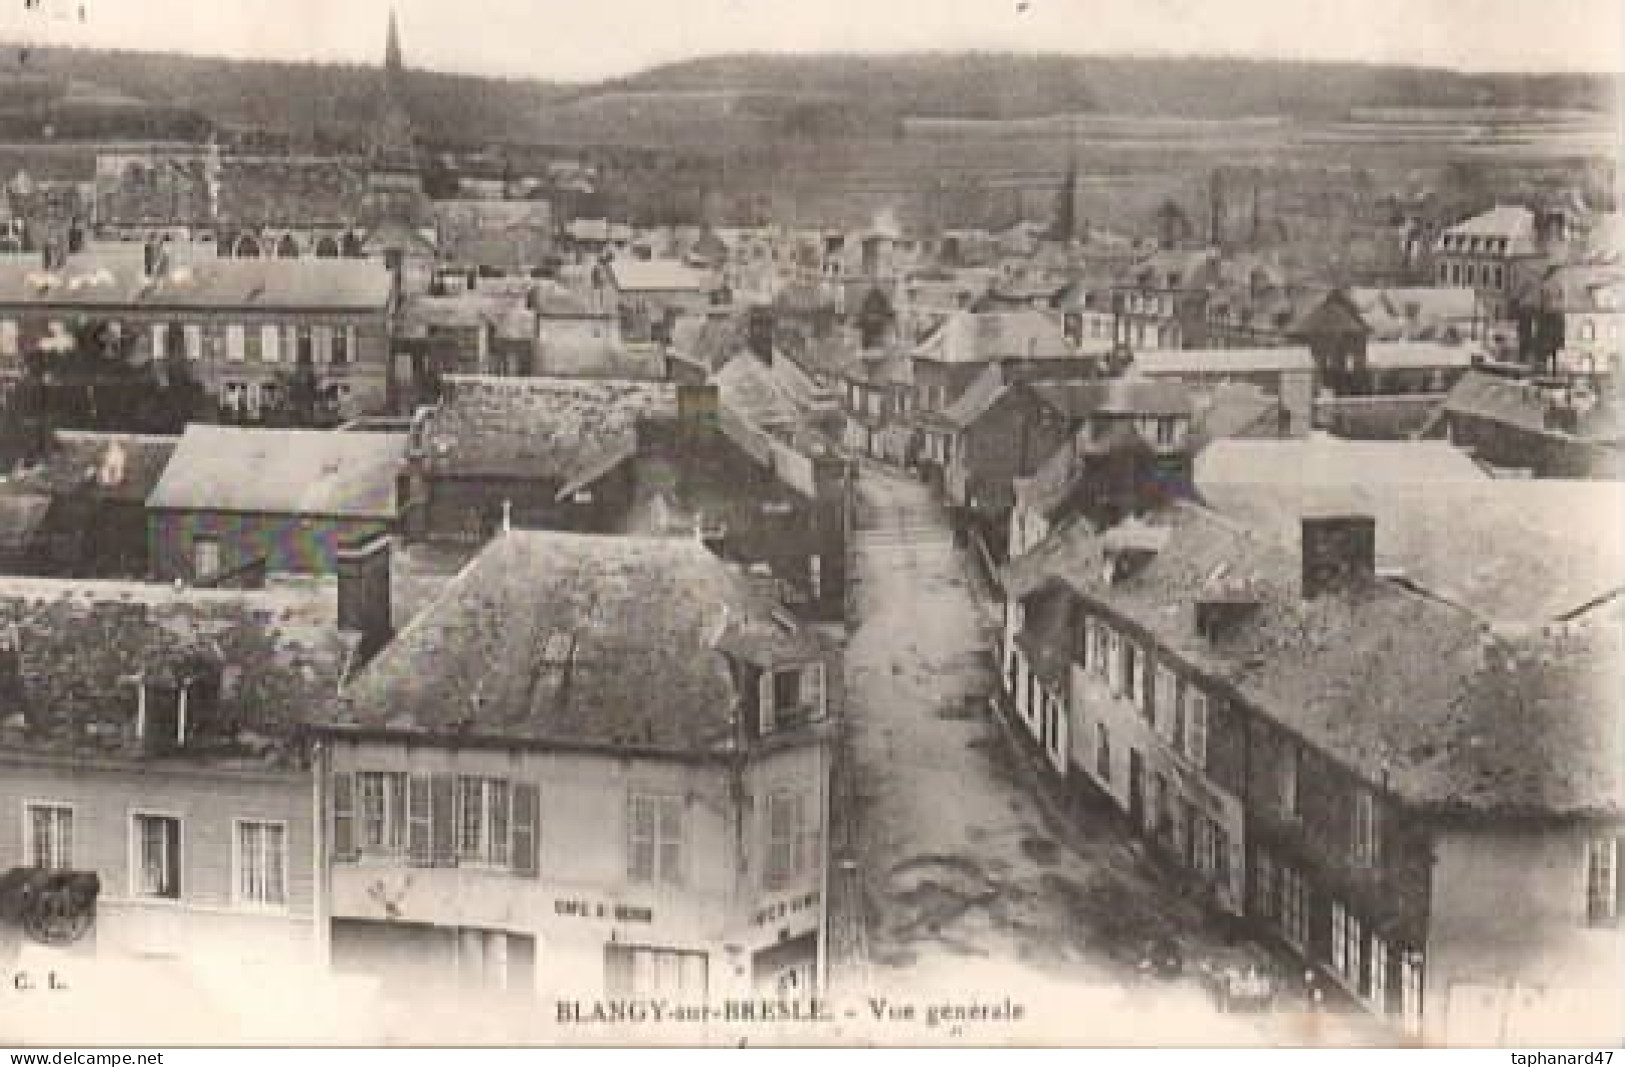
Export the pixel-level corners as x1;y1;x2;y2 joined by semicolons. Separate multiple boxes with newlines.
3;46;571;148
603;52;1616;120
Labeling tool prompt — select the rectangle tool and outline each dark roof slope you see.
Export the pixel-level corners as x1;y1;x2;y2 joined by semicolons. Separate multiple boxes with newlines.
326;531;825;755
419;375;677;482
1009;504;1623;818
0;578;353;768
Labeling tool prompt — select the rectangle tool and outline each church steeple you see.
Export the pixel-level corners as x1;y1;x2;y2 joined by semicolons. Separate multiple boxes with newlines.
385;6;404;81
371;6;418;177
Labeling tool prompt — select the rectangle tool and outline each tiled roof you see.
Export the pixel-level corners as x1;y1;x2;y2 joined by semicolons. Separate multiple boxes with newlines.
1346;287;1480;341
672;315;747;373
0;578;353;767
1440;204;1538;252
1131;346;1315;377
326;531;825;754
147;425;406;520
913;309;1076;365
13;432;178;505
1524;262;1625;314
420;375;677;482
0;255;392;312
1010;504;1624;817
934;364;1007;429
1196;437;1486;489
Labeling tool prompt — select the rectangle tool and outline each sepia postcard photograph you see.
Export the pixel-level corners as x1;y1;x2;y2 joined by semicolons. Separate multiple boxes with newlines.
0;0;1620;1051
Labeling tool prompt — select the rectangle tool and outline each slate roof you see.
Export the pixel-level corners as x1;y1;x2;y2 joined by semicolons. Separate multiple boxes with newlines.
1132;346;1315;377
714;354;802;430
0;256;392;312
1008;504;1624;818
1190;383;1283;441
1521;262;1625;314
147;425;406;520
1365;341;1480;371
419;375;677;482
608;259;714;293
1197;461;1624;624
1440;371;1553;435
534;338;666;380
1033;377;1192;419
1345;287;1480;341
0;577;354;767
216;156;368;226
913;309;1076;365
1438;205;1539;255
325;531;826;755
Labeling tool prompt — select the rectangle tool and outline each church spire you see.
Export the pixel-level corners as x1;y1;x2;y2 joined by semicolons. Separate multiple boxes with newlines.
385;6;404;80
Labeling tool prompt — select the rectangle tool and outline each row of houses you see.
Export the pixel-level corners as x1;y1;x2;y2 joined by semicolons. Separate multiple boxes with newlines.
998;478;1623;1044
0;525;838;1032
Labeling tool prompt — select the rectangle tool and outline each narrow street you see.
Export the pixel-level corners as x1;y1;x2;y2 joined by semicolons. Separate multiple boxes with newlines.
828;467;1375;1045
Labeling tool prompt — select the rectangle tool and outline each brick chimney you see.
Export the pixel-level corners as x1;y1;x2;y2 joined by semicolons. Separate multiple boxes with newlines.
1300;514;1376;599
338;535;394;662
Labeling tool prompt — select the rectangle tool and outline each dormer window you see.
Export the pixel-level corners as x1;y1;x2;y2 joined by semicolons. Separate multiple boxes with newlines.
759;662;826;735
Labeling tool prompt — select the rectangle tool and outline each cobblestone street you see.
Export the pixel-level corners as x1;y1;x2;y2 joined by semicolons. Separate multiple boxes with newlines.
827;467;1390;1045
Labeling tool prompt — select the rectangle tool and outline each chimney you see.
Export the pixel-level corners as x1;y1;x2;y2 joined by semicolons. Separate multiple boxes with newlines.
1300;514;1376;599
338;535;394;662
747;307;775;364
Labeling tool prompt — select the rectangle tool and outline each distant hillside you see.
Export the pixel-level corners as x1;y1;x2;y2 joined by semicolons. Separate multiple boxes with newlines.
0;45;1614;151
0;46;572;147
595;52;1617;121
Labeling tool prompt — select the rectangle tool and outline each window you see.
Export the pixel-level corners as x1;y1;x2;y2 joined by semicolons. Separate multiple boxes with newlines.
1279;742;1301;820
1400;950;1425;1035
1107;629;1124;692
1093;622;1111;680
0;320;16;357
184;323;203;361
244;323;262;362
458;777;512;865
1332;901;1364;989
1095;723;1111;782
1185;689;1209;769
235;820;288;910
765;790;814;891
332;327;352;366
151;322;168;359
226;324;246;362
357;771;407;853
1369;934;1390;1012
629;794;683;886
605;945;707;998
260;323;280;363
1253;851;1279;919
1123;642;1146;712
26;803;73;870
1155;417;1178;446
132;814;181;899
1586;837;1618;926
1279;864;1309;949
762;663;826;734
1353;790;1380;866
1154;665;1178;740
193;537;221;582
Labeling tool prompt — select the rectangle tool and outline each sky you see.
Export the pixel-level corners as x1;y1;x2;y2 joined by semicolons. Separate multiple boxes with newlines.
3;0;1622;83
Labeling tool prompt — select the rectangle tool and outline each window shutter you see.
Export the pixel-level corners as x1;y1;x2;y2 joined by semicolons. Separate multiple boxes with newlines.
512;782;539;877
407;775;432;866
332;772;356;860
805;663;826;721
628;795;655;882
430;773;457;867
165;819;182;898
758;671;775;736
658;797;683;886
